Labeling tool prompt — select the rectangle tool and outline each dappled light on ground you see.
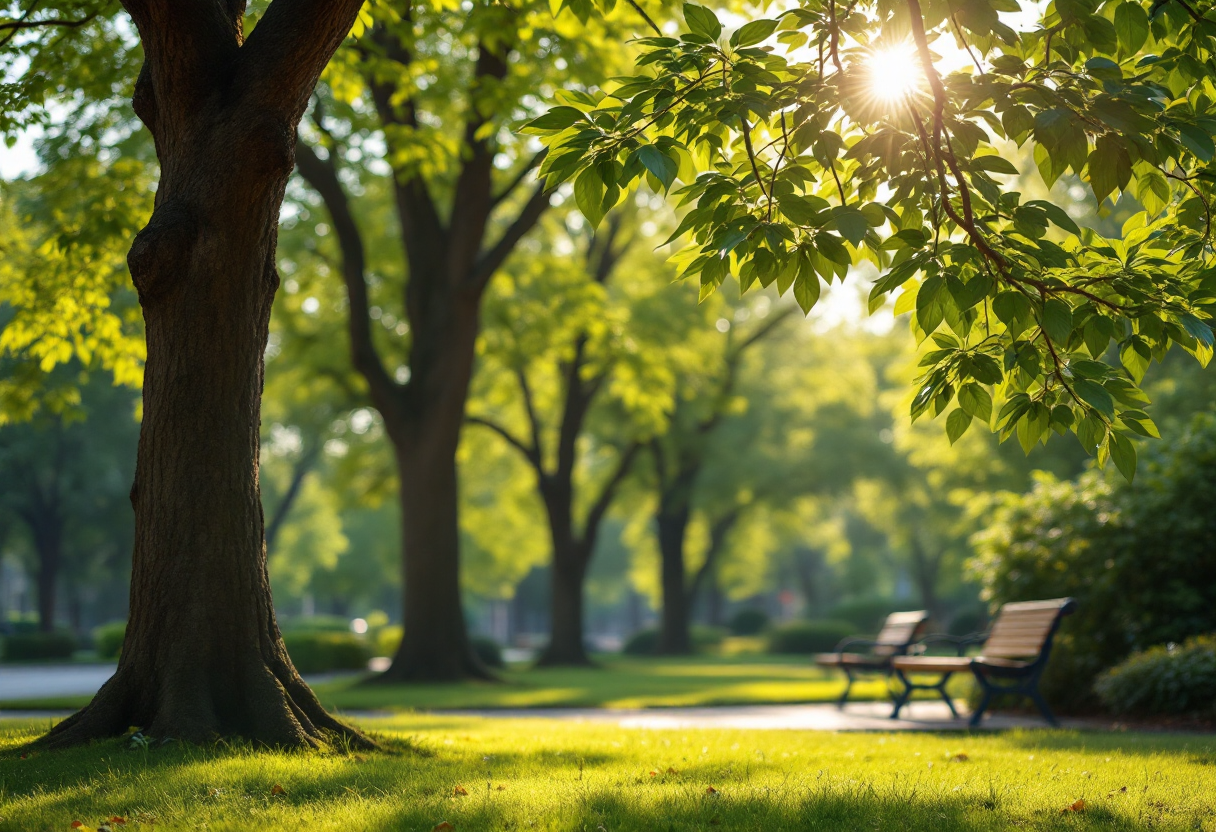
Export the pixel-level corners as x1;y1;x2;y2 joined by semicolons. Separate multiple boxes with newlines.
1;716;1212;831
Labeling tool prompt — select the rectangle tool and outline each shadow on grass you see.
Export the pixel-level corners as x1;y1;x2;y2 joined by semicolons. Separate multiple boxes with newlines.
990;729;1216;762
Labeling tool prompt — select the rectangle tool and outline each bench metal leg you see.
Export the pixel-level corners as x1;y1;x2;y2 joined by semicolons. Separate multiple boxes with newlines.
837;668;854;709
934;672;958;717
890;669;912;719
1029;687;1058;727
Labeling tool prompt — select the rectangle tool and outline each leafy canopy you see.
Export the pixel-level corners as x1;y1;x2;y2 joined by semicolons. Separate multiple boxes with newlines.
527;0;1216;479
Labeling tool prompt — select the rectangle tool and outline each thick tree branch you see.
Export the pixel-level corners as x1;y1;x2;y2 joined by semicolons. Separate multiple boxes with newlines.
294;138;401;416
472;183;553;287
579;441;643;555
467;415;541;470
491;148;548;209
686;508;740;606
238;0;365;121
514;367;545;466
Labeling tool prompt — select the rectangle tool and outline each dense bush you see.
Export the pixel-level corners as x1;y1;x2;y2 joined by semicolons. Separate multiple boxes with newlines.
282;632;373;674
1095;635;1216;717
728;609;771;636
623;628;659;655
970;415;1216;711
472;635;505;669
767;619;857;655
93;621;126;660
827;598;902;633
2;630;77;661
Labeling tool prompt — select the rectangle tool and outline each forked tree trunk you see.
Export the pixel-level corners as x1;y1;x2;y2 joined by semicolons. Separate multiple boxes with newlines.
40;0;369;750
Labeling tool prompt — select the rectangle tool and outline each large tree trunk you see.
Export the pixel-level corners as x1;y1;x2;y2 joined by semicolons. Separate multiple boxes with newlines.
376;292;491;682
535;481;592;666
40;0;369;750
655;506;692;655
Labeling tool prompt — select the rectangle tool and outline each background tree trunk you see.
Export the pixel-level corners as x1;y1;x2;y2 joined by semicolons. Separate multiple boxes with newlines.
31;518;61;633
40;0;370;750
655;506;692;654
540;545;590;666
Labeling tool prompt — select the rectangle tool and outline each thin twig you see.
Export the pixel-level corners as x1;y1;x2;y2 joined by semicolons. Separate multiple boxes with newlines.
624;0;663;36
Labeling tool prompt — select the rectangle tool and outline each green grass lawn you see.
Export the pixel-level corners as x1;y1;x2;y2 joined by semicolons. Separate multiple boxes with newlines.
313;655;904;712
0;715;1212;831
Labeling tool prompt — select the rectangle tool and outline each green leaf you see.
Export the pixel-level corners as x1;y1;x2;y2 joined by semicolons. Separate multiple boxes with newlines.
522;106;585;134
792;268;821;314
636;145;677;190
729;18;777;47
1181;313;1214;347
1114;1;1150;53
1042;298;1074;344
574;167;606;228
683;3;722;39
1025;200;1081;235
1120;337;1150;382
958;382;993;422
1073;378;1115;418
1109;432;1137;482
1087;137;1133;204
969;155;1020;175
946;408;973;444
832;207;869;246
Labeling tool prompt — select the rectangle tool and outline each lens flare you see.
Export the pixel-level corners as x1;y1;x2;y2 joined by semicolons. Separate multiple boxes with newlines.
866;43;923;103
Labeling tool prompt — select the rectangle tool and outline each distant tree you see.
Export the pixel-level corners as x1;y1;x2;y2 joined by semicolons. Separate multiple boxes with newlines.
468;211;682;665
0;377;138;632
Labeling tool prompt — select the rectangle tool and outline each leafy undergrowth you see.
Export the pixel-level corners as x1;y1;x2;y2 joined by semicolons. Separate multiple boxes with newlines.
1;716;1213;831
310;656;945;712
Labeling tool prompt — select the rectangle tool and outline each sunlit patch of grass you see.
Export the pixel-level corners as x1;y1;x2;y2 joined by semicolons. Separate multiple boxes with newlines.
1;716;1213;831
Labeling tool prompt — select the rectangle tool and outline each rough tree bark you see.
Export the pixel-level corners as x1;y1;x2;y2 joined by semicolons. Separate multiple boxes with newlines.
468;221;641;666
294;18;553;681
39;0;370;749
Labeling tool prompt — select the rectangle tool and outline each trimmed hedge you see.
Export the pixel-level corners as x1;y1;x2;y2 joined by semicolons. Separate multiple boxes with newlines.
2;630;77;662
93;621;127;660
472;636;505;669
729;609;770;636
827;598;902;633
767;619;857;655
282;631;373;674
1096;635;1216;717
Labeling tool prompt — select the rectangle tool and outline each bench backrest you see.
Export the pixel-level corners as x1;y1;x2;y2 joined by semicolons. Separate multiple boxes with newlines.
872;610;929;655
983;598;1076;659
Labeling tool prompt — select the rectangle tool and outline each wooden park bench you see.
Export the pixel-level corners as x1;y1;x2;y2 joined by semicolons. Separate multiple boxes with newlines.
814;610;929;708
890;597;1077;726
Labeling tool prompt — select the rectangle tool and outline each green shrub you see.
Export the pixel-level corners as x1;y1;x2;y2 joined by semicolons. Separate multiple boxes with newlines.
376;625;403;657
729;608;770;636
282;632;372;674
970;415;1216;712
2;630;77;662
768;619;857;655
828;598;902;633
279;615;353;633
472;635;505;669
93;621;127;660
621;626;726;655
1095;635;1216;717
623;628;659;655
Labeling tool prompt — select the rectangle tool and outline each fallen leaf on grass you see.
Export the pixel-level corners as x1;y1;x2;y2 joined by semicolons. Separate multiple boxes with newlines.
433;822;455;831
1061;799;1086;813
270;784;286;796
705;786;719;796
495;784;507;791
949;753;969;762
70;823;96;832
109;820;127;826
666;767;679;775
452;785;469;797
649;770;658;777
